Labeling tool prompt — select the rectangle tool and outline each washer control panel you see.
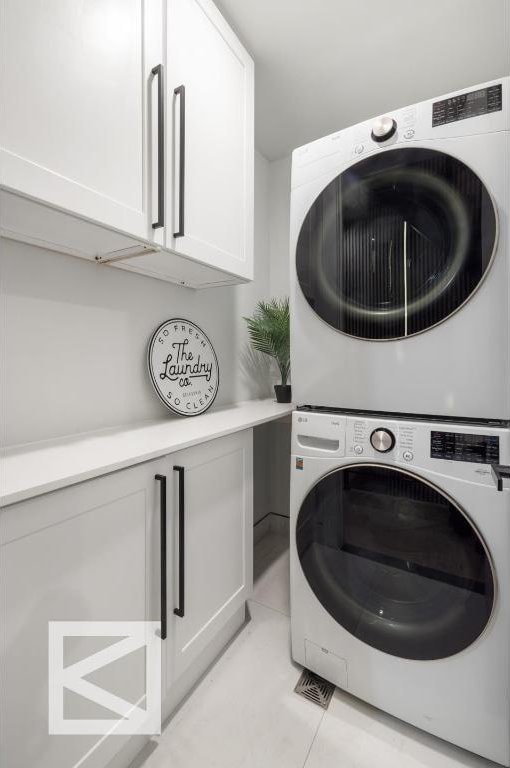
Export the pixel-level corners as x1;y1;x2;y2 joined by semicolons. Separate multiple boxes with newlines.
346;419;369;456
293;411;510;485
370;428;395;453
398;423;417;462
430;431;500;464
346;419;415;461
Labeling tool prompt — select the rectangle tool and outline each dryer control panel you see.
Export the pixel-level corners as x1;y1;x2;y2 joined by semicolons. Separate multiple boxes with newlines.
432;84;502;127
291;77;508;192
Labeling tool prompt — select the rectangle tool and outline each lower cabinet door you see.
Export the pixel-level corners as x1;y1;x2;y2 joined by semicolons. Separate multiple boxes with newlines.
164;431;253;694
0;459;168;768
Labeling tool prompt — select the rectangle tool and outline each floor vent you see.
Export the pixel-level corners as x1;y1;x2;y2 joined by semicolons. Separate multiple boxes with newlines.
294;669;335;710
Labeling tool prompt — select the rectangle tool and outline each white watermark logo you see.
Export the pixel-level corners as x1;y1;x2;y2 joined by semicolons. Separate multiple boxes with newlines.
48;621;161;736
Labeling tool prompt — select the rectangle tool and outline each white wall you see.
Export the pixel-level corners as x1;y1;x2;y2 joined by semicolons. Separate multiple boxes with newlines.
268;155;291;299
0;150;292;523
0;152;274;448
250;155;292;523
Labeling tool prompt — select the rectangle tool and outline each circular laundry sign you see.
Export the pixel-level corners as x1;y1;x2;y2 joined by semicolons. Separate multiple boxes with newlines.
148;319;219;416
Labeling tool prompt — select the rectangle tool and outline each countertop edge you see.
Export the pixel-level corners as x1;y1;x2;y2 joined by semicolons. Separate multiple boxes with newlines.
0;400;294;507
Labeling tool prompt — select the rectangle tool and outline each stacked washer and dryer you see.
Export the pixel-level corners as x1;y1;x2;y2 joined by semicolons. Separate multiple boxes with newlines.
289;78;510;765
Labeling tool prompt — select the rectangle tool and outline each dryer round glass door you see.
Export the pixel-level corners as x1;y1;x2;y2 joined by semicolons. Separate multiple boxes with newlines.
296;464;494;660
296;148;498;339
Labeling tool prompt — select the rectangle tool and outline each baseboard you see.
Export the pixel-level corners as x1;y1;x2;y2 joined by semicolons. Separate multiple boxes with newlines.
269;513;289;537
254;512;289;541
253;514;271;542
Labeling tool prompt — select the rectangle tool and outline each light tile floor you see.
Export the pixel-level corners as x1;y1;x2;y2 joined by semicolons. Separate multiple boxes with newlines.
136;532;499;768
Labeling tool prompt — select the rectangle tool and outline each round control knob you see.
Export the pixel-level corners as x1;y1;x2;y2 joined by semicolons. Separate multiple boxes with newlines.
370;428;396;453
371;116;397;143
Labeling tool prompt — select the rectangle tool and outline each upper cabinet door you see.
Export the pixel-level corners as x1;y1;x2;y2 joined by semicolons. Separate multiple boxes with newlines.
0;0;162;240
166;0;254;281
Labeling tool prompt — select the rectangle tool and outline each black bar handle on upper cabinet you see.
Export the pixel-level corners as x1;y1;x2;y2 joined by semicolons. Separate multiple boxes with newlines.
491;464;510;491
155;474;168;639
173;465;185;617
151;64;165;229
174;85;186;238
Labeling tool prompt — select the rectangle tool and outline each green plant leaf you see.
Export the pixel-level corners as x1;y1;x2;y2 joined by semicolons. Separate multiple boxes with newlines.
243;297;290;385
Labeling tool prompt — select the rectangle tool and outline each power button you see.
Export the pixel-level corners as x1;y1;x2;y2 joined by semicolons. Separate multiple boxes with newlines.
403;450;414;462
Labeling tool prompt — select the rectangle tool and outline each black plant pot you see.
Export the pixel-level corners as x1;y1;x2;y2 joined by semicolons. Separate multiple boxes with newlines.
274;384;292;403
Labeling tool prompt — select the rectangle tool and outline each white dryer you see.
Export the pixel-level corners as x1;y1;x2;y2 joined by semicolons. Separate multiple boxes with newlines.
290;78;510;420
291;409;510;765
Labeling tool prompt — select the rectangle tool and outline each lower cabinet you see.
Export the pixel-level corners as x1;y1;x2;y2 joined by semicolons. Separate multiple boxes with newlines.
162;431;253;701
0;430;253;768
0;458;166;768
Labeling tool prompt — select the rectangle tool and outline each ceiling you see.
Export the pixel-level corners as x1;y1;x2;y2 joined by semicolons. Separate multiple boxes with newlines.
216;0;510;160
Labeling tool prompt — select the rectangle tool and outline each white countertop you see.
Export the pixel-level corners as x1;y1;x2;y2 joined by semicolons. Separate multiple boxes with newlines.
0;399;294;507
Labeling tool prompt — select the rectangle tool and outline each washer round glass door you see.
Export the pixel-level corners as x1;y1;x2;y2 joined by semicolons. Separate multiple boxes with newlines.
296;465;494;660
296;148;498;339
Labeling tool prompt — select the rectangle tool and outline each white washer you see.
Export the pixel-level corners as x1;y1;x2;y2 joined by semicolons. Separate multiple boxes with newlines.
290;409;510;765
290;78;510;420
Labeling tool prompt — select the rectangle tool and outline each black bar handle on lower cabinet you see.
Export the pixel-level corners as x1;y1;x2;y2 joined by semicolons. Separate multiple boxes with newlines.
173;465;185;617
155;474;167;639
151;64;165;229
491;464;510;491
173;85;185;238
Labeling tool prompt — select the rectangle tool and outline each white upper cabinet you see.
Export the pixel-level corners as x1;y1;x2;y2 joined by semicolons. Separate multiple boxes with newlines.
166;0;254;281
0;0;161;240
0;0;254;287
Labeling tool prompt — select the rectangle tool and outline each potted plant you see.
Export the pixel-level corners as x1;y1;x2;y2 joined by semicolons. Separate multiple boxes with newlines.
244;298;291;403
